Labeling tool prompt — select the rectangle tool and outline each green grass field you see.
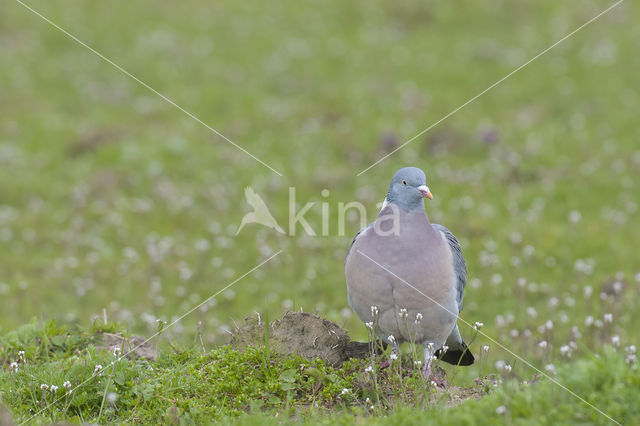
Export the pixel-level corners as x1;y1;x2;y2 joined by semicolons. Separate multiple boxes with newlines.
1;0;639;423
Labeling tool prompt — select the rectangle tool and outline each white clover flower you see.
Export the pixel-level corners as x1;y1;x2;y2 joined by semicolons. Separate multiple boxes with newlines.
370;306;379;317
611;335;620;347
483;345;490;352
538;341;548;349
398;308;408;319
545;364;556;375
388;335;396;345
604;313;613;323
474;321;484;330
365;365;374;373
496;405;507;415
341;388;349;395
10;362;18;373
50;385;59;394
389;352;398;361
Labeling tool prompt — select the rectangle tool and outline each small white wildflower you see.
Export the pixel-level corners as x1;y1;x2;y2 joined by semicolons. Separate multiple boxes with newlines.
626;354;637;365
603;313;613;323
496;405;507;414
504;364;512;373
63;381;72;389
388;335;396;345
112;347;122;356
474;321;484;330
94;364;103;374
526;307;538;319
415;313;423;323
365;321;374;330
365;397;371;403
483;345;490;353
510;329;519;338
398;308;408;319
430;380;438;387
341;388;349;395
365;365;373;373
18;350;25;361
626;345;636;355
40;384;49;391
414;360;422;367
585;316;594;327
389;353;398;361
50;385;59;394
370;306;379;317
545;364;556;375
495;360;506;371
10;362;18;373
538;341;548;349
560;345;571;357
584;286;592;298
370;405;375;410
594;319;603;329
611;335;620;347
106;392;117;404
441;345;449;354
572;326;582;339
430;355;437;362
545;320;553;330
569;341;578;350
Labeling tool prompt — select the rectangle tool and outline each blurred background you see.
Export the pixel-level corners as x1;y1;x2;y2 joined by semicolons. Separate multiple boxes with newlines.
1;0;638;380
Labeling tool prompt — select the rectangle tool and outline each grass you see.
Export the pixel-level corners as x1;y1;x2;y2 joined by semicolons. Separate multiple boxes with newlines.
1;321;638;424
1;0;639;423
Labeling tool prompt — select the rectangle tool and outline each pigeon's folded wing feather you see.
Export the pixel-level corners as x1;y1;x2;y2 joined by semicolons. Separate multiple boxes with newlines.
431;224;466;313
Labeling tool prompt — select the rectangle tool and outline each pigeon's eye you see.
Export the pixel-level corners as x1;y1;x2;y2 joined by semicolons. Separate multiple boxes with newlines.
402;180;407;186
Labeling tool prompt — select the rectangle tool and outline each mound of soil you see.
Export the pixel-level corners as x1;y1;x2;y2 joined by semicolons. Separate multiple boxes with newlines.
231;312;377;366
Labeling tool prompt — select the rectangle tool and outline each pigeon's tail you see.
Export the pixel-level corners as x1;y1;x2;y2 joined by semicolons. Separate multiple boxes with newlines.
436;342;474;366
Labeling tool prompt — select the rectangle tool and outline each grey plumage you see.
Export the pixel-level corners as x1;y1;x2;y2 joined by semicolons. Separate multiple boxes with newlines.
345;167;474;375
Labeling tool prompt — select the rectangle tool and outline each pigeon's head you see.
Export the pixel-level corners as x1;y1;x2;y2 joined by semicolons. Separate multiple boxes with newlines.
385;167;433;211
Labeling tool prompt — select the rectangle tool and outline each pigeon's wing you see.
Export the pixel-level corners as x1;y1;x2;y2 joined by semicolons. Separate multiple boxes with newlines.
345;221;374;265
431;223;473;365
431;224;466;313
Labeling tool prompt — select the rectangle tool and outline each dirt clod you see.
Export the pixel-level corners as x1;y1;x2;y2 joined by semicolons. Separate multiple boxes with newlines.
232;312;375;366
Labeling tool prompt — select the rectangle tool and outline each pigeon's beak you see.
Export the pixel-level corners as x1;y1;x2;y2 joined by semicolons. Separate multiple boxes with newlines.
417;185;433;200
